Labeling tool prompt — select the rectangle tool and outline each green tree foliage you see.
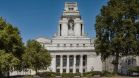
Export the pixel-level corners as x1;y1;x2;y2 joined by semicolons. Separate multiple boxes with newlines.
0;17;24;77
0;50;19;77
22;40;51;74
0;17;24;59
95;0;139;73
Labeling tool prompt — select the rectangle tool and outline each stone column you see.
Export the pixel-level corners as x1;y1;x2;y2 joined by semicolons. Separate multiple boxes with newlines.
60;55;63;73
52;55;56;72
73;55;76;73
80;55;83;73
66;55;69;73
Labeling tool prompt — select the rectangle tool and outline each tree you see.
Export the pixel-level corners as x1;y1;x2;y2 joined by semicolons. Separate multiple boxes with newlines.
22;40;51;74
0;17;24;77
0;50;19;77
95;0;139;73
0;17;24;59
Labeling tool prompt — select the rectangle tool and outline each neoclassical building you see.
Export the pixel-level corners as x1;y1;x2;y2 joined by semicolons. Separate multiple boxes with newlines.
36;2;102;73
9;2;139;76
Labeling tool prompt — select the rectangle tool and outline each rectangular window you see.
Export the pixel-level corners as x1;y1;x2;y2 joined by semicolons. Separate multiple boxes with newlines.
69;55;74;67
63;69;66;73
64;44;66;47
76;44;79;47
70;69;73;73
69;8;74;10
83;55;87;66
83;69;86;73
76;69;79;73
63;55;67;67
83;44;85;47
81;24;82;36
60;24;62;36
70;44;72;47
76;55;80;66
56;55;60;67
57;44;60;47
56;69;60;73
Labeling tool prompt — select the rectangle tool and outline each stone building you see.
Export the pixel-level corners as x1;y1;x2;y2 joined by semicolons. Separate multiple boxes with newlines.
36;2;102;73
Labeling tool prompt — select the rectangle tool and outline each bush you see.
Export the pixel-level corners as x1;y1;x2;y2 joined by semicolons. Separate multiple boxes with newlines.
74;72;81;76
86;74;92;78
92;71;102;76
102;71;113;77
62;73;74;78
128;66;139;73
55;72;61;76
83;71;102;77
37;72;56;78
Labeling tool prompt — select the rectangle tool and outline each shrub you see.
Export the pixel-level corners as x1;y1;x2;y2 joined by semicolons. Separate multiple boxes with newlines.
62;73;74;78
128;66;139;73
37;72;56;78
55;72;61;76
86;74;92;78
74;72;81;76
83;72;91;77
102;71;113;77
91;71;102;76
83;71;102;77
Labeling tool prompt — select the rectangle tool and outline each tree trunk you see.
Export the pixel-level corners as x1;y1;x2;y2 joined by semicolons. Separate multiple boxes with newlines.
7;71;10;78
35;68;38;75
113;52;119;74
0;70;4;78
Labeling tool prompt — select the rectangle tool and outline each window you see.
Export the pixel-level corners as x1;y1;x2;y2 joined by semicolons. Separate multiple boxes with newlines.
83;55;87;67
70;69;73;73
81;24;83;35
76;69;79;73
83;69;86;73
76;44;79;47
70;44;72;47
56;55;60;67
69;55;74;66
83;61;87;66
60;24;62;36
76;55;80;66
69;8;74;10
83;44;85;47
57;44;60;47
64;44;66;47
56;69;60;73
63;55;67;67
63;69;66;73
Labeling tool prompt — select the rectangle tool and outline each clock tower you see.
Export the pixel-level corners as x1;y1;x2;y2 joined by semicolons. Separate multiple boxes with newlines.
37;2;102;74
58;2;84;37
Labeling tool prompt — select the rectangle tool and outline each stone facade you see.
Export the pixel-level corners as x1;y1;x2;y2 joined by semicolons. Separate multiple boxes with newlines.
36;2;102;73
9;2;139;76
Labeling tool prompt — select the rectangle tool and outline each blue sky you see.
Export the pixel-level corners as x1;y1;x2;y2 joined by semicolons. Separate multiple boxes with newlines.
0;0;108;42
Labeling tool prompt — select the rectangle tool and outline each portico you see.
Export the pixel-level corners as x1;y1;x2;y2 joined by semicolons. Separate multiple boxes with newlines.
55;54;86;73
